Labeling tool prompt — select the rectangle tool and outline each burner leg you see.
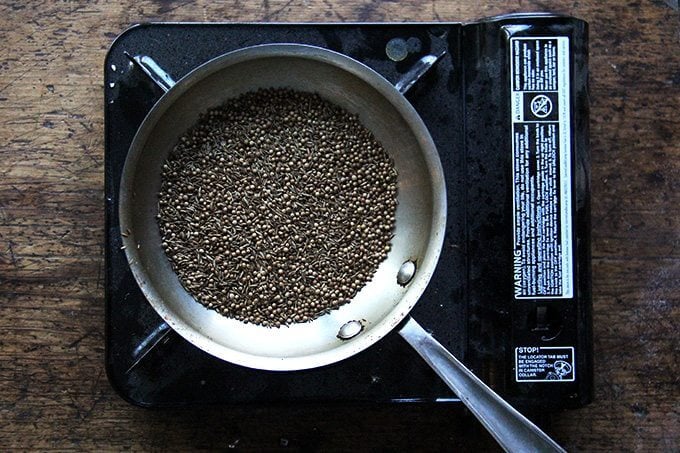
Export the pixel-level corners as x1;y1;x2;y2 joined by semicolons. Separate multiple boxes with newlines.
394;52;446;95
126;321;174;374
124;52;176;92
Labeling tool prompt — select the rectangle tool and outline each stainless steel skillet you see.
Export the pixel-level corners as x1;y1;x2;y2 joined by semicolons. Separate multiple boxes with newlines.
119;44;564;452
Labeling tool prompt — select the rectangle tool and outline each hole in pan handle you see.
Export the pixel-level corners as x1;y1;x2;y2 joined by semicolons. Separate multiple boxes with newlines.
398;317;566;453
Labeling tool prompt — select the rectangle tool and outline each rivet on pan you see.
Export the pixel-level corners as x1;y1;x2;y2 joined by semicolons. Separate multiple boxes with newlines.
337;320;364;340
397;260;417;286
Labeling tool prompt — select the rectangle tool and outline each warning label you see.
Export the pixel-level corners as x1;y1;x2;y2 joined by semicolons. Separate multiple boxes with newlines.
515;346;575;382
510;37;573;300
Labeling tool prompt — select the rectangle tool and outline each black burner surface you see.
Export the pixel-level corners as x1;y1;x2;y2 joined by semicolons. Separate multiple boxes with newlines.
105;17;591;409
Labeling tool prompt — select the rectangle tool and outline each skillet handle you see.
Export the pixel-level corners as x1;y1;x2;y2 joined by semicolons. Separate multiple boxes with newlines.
398;317;566;453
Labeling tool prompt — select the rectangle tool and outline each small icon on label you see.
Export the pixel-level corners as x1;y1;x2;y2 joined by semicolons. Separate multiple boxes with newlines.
553;360;572;377
530;94;553;118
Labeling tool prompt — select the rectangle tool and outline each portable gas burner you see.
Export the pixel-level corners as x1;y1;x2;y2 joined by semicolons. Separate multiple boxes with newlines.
105;14;592;410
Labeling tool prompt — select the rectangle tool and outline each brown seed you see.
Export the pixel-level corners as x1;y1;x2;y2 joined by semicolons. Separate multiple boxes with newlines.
157;88;397;328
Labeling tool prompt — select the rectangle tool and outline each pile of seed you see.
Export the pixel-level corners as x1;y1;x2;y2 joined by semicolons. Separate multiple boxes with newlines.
158;88;397;327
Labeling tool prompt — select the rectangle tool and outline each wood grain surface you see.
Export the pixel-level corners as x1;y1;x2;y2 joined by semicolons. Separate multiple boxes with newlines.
1;1;678;451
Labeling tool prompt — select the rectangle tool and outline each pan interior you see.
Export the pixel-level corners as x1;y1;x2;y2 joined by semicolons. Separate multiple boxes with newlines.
120;46;445;370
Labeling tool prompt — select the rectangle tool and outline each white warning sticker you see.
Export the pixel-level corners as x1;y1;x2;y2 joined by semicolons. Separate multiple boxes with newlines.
515;346;575;382
510;36;573;300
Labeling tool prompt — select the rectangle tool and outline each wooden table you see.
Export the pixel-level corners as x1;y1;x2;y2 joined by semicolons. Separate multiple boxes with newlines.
1;1;678;450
